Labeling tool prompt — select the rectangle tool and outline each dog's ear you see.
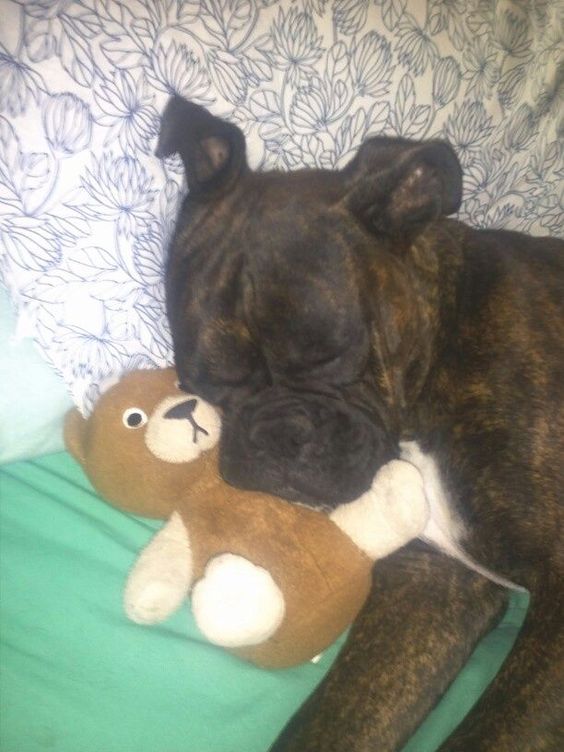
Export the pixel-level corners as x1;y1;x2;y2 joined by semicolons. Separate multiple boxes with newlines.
156;97;247;196
343;137;462;238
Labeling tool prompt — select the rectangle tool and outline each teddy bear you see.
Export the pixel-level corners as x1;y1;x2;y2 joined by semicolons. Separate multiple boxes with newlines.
64;368;429;669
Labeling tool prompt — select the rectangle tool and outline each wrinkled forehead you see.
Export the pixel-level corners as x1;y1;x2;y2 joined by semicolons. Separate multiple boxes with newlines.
250;168;346;212
235;169;356;249
179;167;349;255
226;174;375;318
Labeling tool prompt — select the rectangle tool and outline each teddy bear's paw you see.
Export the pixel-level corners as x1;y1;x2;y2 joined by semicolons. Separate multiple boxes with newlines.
373;460;429;532
330;459;429;560
124;513;193;625
191;554;286;648
126;579;189;625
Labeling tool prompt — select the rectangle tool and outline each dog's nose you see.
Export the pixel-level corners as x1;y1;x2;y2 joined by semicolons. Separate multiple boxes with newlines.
164;399;198;420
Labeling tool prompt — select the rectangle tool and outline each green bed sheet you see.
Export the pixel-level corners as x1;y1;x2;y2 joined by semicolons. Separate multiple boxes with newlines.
0;452;528;752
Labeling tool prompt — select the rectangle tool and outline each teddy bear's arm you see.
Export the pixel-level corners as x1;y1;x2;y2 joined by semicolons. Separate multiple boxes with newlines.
330;460;429;560
124;512;194;625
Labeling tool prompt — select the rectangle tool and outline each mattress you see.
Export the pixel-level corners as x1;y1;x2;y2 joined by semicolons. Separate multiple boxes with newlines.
0;451;528;752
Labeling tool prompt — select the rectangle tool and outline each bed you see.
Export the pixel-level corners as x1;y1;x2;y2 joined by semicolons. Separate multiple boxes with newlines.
1;1;559;749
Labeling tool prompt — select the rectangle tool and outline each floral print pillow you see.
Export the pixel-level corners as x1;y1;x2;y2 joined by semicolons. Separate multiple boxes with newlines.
0;0;562;412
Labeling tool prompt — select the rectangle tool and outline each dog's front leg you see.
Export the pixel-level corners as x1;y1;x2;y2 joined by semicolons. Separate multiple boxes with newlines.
438;576;563;752
269;543;507;752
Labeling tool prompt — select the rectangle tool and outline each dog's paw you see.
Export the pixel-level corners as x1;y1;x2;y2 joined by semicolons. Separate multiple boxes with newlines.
191;554;285;648
330;460;429;560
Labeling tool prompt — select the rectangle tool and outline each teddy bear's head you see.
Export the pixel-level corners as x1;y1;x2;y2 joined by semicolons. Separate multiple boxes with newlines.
64;368;222;518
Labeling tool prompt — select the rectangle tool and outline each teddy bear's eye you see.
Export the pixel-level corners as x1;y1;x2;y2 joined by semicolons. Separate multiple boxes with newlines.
123;408;148;429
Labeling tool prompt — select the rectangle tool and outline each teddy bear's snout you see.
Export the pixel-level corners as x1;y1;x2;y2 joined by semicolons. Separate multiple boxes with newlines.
164;399;210;444
144;394;221;463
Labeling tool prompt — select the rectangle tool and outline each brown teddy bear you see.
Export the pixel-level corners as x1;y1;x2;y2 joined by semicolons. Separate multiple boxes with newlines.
65;368;429;669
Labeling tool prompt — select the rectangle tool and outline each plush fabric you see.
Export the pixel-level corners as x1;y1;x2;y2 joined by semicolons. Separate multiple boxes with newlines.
0;451;528;752
0;286;72;464
64;367;375;669
1;1;562;413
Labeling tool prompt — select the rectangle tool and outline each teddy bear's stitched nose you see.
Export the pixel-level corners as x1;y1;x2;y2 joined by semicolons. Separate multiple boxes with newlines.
164;399;210;444
164;399;197;420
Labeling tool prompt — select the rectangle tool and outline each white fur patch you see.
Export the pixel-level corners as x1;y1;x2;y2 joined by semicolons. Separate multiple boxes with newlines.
191;554;286;648
400;441;526;591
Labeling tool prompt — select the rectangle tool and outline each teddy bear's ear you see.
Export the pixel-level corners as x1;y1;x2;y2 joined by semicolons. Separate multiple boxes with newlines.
64;372;128;465
64;408;87;465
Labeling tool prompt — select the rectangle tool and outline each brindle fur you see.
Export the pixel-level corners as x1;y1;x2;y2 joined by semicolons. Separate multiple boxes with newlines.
158;97;564;751
271;545;509;752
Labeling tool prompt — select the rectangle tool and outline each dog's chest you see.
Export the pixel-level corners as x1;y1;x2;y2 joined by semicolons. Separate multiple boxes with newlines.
400;441;525;591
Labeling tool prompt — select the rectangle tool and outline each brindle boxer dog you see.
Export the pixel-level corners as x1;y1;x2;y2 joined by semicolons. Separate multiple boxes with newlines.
156;96;564;751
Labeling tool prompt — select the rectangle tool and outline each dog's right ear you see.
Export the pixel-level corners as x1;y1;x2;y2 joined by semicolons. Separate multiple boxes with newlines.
156;97;247;197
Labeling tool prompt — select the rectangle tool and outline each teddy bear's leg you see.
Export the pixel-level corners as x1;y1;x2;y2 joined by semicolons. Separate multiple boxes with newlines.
124;512;193;624
191;554;286;648
330;460;429;560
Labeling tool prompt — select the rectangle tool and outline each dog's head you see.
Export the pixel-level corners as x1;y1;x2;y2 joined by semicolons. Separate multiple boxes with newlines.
158;97;462;507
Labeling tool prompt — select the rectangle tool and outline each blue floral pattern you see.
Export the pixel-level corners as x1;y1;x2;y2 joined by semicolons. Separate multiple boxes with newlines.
0;0;563;412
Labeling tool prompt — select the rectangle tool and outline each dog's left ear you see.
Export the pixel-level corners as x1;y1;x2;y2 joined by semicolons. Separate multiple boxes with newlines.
156;97;247;197
343;137;462;239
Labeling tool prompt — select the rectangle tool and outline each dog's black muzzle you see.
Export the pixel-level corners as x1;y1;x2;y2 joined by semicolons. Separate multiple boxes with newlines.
219;386;397;509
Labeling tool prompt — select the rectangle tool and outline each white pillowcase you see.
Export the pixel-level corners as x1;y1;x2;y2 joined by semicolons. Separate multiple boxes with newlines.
1;0;562;413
